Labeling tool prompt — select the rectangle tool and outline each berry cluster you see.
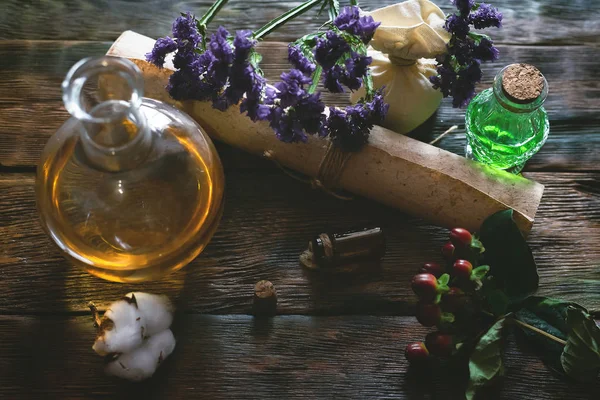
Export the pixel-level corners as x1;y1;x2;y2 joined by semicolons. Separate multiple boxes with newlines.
405;227;489;365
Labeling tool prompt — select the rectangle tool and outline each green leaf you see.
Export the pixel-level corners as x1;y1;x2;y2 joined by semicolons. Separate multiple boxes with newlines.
327;0;340;21
466;318;507;400
471;265;490;281
513;297;574;375
438;273;450;286
513;297;590;377
249;50;264;77
479;210;538;303
561;306;600;381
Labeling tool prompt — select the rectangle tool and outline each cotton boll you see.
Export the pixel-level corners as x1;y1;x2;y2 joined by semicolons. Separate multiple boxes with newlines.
105;329;176;382
147;329;176;357
105;343;158;382
92;299;145;356
124;292;174;336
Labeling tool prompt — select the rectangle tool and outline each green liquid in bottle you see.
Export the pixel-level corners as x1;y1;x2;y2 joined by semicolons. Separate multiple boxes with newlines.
465;65;549;174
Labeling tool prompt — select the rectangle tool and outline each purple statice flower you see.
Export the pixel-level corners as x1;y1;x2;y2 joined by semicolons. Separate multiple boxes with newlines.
444;14;470;38
450;60;482;107
233;30;254;60
368;88;389;125
448;37;473;64
451;0;475;16
323;65;346;93
451;77;476;108
146;12;202;68
288;45;316;75
321;52;372;93
430;60;456;97
432;2;501;107
333;6;380;44
207;26;234;89
268;69;325;143
295;93;326;135
321;89;388;151
469;3;503;29
459;59;483;83
346;53;371;79
473;37;499;61
221;30;262;110
172;12;202;48
146;37;177;67
315;31;350;70
240;79;272;122
274;69;312;108
344;53;371;90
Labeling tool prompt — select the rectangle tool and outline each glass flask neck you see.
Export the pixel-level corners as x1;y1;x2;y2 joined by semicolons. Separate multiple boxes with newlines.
492;65;548;114
62;56;151;172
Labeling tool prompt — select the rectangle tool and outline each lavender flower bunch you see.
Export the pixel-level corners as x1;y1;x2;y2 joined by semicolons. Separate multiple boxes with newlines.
430;0;503;108
145;2;388;152
147;13;268;119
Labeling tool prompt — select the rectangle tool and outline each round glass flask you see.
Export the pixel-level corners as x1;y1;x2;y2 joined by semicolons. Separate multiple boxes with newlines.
465;64;549;174
36;57;225;282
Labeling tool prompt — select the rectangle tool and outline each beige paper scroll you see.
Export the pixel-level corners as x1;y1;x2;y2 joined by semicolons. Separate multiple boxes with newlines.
107;31;544;233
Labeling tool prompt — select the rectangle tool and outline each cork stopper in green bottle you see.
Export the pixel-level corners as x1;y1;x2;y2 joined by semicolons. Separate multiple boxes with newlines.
501;64;544;104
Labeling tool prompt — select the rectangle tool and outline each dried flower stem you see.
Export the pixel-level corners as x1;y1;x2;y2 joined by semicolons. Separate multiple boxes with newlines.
88;301;102;328
308;65;323;94
253;0;324;40
429;125;459;145
198;0;230;26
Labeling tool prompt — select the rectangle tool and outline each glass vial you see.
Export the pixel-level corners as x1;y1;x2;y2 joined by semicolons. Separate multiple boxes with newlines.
300;227;386;269
465;64;549;174
36;57;225;282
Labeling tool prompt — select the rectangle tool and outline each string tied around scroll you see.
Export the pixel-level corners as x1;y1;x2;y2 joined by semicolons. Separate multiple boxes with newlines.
263;141;354;201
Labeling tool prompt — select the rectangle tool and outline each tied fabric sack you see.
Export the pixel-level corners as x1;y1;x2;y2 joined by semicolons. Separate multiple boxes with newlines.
351;0;451;134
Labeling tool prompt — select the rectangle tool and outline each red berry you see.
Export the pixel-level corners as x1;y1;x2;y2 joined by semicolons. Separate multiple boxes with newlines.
425;332;453;357
452;259;473;280
416;302;441;327
449;228;472;248
420;262;444;277
442;287;466;313
405;342;430;364
441;242;455;261
411;273;438;302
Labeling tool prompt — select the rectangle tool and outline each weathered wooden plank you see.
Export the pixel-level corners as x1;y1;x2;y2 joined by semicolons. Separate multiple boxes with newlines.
0;171;598;314
0;314;598;399
0;0;598;45
0;41;599;171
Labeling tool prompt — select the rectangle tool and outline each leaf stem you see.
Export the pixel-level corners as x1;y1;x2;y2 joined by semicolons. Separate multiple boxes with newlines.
308;65;323;94
253;0;324;41
510;317;567;346
198;0;230;26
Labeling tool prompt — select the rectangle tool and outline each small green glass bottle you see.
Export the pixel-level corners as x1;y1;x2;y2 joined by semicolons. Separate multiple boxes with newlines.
465;64;549;173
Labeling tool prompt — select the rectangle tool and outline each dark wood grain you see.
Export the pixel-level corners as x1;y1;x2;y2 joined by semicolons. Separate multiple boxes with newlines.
1;1;600;398
1;0;599;45
1;171;598;314
1;41;599;170
1;314;598;399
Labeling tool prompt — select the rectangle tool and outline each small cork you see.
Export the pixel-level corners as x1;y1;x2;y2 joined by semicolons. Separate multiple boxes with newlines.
502;64;544;104
253;280;277;316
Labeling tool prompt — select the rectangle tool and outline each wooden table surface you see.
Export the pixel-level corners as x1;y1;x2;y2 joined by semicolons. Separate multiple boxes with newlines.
1;0;599;398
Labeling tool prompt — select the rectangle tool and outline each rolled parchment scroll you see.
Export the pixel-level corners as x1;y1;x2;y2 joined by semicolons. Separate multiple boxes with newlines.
107;31;544;233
